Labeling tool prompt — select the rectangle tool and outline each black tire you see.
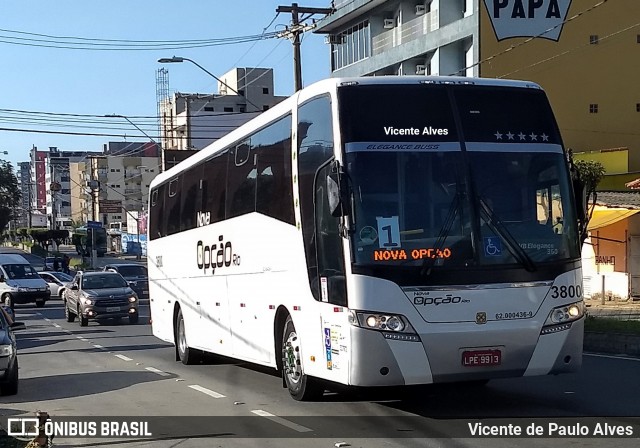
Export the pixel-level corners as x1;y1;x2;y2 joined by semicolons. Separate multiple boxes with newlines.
0;360;18;396
176;308;200;365
282;315;324;401
129;312;139;325
35;299;45;308
2;294;14;311
78;308;88;327
65;301;76;322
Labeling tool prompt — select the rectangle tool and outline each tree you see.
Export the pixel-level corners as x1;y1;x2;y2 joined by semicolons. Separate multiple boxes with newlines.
574;159;606;218
0;159;20;233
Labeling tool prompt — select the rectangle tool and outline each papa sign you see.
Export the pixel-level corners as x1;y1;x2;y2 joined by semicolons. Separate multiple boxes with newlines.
484;0;572;41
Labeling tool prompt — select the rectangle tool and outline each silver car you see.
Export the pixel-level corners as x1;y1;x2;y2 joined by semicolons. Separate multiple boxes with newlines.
38;271;74;299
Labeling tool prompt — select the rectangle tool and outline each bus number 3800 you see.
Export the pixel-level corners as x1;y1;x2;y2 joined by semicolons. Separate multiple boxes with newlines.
550;284;582;299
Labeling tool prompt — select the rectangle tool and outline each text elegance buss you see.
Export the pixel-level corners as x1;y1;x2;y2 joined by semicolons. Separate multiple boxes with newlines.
147;77;587;400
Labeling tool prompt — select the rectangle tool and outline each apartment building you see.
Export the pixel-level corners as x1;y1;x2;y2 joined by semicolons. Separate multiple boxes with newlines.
159;67;287;169
89;142;161;231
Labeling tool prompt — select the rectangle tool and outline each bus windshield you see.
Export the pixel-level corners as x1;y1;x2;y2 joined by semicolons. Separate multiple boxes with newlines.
339;83;580;270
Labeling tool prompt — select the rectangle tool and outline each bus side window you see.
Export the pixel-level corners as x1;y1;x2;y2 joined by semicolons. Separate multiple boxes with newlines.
149;184;166;240
254;114;295;224
226;140;256;219
180;163;202;231
166;177;181;236
297;95;335;301
315;162;346;306
202;149;228;224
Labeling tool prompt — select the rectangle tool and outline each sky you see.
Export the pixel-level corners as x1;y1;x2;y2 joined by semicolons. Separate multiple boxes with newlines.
0;0;332;169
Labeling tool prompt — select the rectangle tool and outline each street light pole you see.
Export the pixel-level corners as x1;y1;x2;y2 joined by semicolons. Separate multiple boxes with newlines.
157;56;262;111
104;114;164;173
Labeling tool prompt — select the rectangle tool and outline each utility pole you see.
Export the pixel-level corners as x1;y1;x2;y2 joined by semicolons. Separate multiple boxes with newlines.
276;3;334;92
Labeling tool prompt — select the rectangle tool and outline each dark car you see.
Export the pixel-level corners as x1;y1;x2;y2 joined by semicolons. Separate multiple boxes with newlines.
102;264;148;299
0;305;26;395
64;271;139;326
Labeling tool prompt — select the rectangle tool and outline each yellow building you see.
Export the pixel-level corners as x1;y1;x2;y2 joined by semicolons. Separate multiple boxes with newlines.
480;0;640;169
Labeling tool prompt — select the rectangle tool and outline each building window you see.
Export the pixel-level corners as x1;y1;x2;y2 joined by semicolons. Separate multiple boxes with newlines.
262;87;269;94
331;20;371;71
224;107;234;112
589;35;599;44
637;34;640;43
204;106;214;112
589;104;598;113
637;103;640;112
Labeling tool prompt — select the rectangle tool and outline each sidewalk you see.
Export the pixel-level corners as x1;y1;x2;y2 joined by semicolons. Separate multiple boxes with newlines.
585;297;640;320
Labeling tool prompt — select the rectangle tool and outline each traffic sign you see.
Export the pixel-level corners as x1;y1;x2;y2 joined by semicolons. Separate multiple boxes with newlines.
87;220;103;228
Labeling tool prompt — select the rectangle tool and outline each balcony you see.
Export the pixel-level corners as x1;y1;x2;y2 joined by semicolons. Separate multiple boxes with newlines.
372;10;439;55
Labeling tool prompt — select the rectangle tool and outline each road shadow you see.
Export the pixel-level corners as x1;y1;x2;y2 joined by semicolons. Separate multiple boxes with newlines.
4;370;175;404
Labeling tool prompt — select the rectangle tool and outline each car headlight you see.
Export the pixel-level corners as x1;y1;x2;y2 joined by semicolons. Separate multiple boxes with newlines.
348;310;420;342
128;296;137;303
0;344;14;357
82;297;94;305
542;300;585;334
18;287;29;292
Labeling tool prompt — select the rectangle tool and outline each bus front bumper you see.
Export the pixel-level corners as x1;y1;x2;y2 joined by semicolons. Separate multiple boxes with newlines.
348;318;584;387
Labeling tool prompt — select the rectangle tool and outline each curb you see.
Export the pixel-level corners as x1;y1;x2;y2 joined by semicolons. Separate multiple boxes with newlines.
584;332;640;357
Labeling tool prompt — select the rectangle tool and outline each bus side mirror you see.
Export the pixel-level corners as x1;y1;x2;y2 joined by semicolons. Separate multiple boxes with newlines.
327;162;351;218
573;178;588;222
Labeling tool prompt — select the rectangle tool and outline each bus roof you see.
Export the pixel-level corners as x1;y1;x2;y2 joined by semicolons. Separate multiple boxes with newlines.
150;75;543;189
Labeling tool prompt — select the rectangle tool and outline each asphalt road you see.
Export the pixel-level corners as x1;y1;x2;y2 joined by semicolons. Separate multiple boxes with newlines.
1;298;639;448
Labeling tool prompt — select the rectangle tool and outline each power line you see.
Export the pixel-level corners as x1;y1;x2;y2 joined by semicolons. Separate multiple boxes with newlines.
0;29;279;51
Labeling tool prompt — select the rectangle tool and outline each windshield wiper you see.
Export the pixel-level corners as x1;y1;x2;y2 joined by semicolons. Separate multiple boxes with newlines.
478;198;536;272
420;187;463;277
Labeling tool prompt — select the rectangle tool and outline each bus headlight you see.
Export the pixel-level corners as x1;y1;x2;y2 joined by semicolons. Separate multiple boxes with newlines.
348;310;420;341
542;301;585;334
128;296;137;303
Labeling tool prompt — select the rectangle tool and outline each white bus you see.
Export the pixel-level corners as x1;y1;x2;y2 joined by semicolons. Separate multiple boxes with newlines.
148;77;587;401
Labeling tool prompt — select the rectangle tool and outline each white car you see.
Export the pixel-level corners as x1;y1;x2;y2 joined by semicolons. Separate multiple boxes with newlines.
38;271;74;299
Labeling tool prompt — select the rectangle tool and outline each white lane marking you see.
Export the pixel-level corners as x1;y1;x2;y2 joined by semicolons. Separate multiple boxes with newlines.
115;354;133;361
76;336;84;339
585;353;640;362
80;338;89;342
251;410;312;433
145;367;170;377
53;323;61;328
188;385;225;399
93;344;104;349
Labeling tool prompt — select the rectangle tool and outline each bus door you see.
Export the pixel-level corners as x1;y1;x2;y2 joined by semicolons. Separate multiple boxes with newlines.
313;161;350;381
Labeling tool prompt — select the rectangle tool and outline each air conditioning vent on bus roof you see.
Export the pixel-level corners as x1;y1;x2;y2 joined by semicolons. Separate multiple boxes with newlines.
383;18;395;29
416;64;426;75
416;5;426;15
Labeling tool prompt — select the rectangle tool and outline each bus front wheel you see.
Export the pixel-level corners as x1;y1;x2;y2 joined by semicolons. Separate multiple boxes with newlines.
176;308;201;365
282;315;323;401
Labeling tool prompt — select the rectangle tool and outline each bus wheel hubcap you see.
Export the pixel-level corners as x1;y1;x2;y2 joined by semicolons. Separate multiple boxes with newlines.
284;332;301;384
178;320;187;354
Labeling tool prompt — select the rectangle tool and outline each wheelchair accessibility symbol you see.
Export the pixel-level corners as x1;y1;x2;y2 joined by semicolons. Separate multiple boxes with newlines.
484;237;502;257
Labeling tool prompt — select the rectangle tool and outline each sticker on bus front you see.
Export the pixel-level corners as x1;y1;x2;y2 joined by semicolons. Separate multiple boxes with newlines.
376;216;401;249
